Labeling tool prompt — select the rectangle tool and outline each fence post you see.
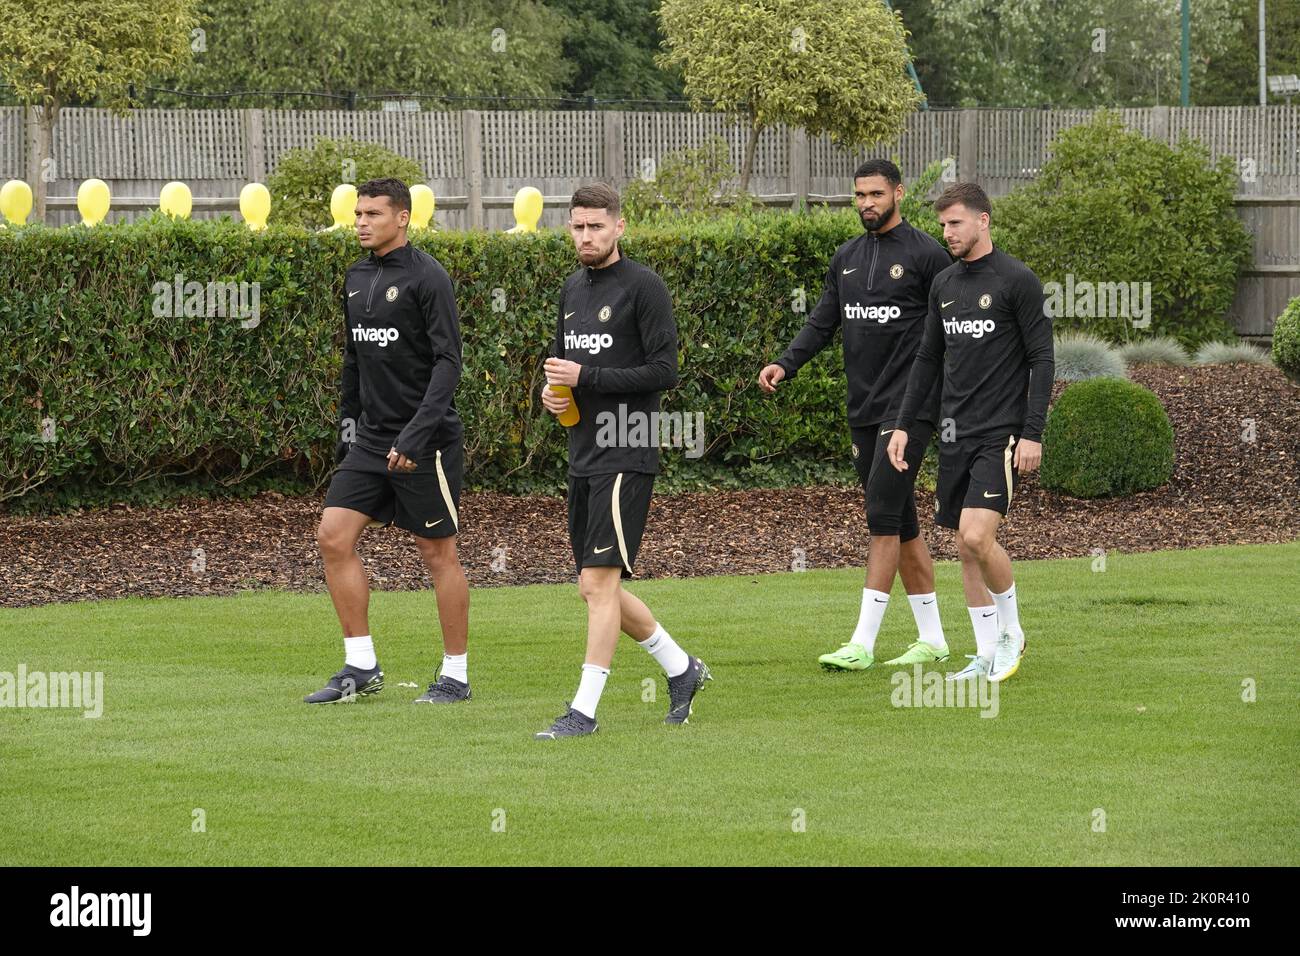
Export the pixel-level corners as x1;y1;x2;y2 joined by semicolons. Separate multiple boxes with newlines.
24;105;40;187
244;109;266;183
462;109;484;230
1151;105;1170;144
603;110;625;186
788;126;809;208
958;109;979;185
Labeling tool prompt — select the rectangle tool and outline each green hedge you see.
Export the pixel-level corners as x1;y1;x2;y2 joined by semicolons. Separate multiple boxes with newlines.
1040;378;1174;498
0;211;868;510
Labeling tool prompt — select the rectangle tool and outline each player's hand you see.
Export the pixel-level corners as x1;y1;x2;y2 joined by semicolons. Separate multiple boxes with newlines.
540;383;570;416
887;430;909;472
757;363;786;393
543;357;581;387
1014;438;1042;474
387;448;417;472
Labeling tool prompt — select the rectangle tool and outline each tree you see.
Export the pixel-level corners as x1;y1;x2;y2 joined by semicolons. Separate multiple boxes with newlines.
904;0;1238;107
1197;0;1300;105
143;0;573;108
0;0;198;221
548;0;684;100
657;0;921;193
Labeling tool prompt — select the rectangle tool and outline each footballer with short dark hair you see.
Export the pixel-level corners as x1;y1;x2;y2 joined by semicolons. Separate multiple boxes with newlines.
534;182;711;739
304;177;473;705
759;158;953;672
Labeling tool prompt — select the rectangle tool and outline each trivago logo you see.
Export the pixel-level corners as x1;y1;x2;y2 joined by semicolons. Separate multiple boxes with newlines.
844;303;901;323
352;326;400;347
943;317;997;338
565;330;614;355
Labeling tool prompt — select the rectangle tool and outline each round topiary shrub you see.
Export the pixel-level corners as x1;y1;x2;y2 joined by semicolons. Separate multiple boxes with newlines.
1041;378;1174;498
1271;296;1300;380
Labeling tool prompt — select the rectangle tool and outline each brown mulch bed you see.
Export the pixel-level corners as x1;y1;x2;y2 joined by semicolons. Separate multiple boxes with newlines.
2;364;1296;609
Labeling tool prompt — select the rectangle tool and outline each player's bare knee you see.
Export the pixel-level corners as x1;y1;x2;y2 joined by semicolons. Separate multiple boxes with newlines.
415;534;458;571
958;527;992;558
317;522;356;560
578;570;618;605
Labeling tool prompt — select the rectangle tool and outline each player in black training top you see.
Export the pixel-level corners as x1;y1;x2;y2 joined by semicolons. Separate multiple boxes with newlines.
889;182;1054;685
305;178;472;706
758;159;953;673
534;183;711;739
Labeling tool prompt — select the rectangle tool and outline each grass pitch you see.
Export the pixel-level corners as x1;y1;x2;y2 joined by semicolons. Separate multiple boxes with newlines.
2;542;1296;866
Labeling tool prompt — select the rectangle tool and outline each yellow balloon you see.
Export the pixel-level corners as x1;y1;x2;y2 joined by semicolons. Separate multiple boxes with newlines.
77;178;111;226
509;187;544;233
0;180;33;225
330;184;358;230
409;184;435;230
240;182;271;231
159;181;192;219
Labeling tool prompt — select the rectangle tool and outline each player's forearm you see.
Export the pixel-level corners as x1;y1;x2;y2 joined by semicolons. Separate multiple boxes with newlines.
1018;282;1054;442
895;355;941;433
394;362;459;454
578;358;678;394
338;353;361;426
775;310;837;379
1022;356;1055;442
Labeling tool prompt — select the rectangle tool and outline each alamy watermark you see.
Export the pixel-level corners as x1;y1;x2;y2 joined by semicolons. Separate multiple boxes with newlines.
0;665;103;718
152;274;261;329
890;664;999;718
1043;274;1151;328
594;404;705;459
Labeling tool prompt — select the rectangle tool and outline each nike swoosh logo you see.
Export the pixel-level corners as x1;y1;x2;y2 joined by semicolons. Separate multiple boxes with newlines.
564;311;576;320
922;599;935;605
982;611;996;618
941;300;955;308
593;545;612;554
873;598;888;603
349;290;360;298
983;491;1003;498
425;519;444;528
880;429;894;436
842;268;857;275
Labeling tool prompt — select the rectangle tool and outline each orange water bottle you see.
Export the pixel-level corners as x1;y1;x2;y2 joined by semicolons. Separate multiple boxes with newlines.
552;385;580;426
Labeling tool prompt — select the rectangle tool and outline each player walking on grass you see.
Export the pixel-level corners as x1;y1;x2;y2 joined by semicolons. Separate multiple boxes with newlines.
889;182;1053;683
304;178;471;705
535;183;710;739
758;159;952;672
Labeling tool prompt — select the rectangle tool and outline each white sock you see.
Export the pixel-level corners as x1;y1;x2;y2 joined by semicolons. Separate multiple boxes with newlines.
637;623;690;678
344;634;376;670
907;592;946;649
441;652;468;684
852;589;891;653
968;607;999;661
572;663;609;719
992;584;1023;640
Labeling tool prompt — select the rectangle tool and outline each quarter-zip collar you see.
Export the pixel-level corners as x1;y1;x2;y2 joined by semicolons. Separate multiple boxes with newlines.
584;253;627;285
960;245;996;273
370;241;413;266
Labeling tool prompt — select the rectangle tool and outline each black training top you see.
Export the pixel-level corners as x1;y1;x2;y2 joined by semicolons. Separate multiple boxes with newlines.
895;245;1054;443
775;219;950;429
338;242;463;458
553;254;679;477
